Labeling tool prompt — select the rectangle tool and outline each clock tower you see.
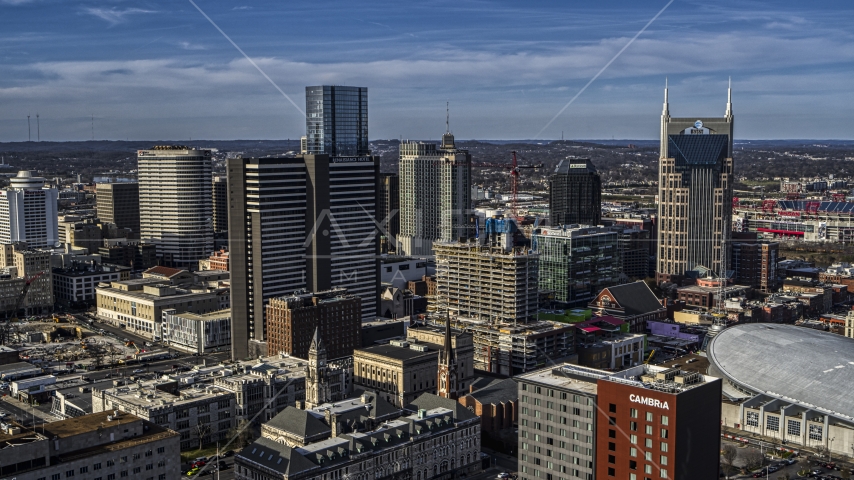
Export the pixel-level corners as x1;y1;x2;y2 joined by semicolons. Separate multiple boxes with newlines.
305;327;330;409
437;315;458;399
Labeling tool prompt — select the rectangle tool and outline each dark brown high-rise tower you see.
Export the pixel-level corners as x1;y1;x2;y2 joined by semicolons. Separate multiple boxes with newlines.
549;158;601;227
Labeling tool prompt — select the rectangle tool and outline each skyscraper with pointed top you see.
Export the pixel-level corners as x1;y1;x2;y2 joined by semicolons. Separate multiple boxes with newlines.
436;315;458;399
655;80;734;283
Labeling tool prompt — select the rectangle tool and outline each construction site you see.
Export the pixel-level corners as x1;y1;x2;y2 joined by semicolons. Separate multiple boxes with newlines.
434;217;538;321
430;216;576;376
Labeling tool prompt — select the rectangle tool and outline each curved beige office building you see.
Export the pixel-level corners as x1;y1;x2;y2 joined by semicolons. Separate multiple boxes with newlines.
138;145;213;269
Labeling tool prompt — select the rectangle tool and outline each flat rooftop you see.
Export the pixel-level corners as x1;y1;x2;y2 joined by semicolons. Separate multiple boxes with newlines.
42;411;138;438
96;379;231;409
655;353;710;375
606;364;719;394
165;309;230;321
516;365;600;396
355;343;438;361
0;362;39;375
97;284;216;301
0;422;47;444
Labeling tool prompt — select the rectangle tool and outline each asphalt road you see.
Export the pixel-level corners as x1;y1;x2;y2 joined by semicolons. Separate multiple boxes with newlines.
186;456;236;479
82;352;229;382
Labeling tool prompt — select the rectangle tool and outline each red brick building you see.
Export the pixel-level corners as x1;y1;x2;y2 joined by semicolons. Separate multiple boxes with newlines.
265;289;361;359
458;378;517;436
516;364;721;480
595;366;722;480
590;281;667;333
207;248;229;271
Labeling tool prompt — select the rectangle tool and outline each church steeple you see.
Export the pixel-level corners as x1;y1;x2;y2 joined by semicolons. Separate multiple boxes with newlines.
437;314;458;399
309;327;325;356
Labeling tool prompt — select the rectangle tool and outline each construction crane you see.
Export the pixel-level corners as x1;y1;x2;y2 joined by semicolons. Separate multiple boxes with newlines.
644;349;656;364
472;151;543;219
9;271;45;323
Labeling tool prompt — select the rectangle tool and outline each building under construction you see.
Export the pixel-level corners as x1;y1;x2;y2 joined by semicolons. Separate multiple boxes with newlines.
421;315;573;376
434;218;538;324
432;218;573;376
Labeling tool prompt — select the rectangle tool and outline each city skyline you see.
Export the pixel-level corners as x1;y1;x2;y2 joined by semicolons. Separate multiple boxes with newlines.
0;0;851;141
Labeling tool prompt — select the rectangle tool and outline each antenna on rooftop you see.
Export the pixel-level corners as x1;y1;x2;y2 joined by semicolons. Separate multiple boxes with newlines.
446;101;450;134
36;113;40;142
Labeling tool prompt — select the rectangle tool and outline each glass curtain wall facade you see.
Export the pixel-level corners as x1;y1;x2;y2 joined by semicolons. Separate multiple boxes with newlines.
305;86;369;157
535;226;620;307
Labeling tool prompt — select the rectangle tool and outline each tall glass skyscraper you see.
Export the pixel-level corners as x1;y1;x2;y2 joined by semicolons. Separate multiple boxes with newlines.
305;86;369;157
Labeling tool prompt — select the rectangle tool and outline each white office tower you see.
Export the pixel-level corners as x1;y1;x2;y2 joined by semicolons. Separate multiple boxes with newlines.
398;131;472;256
0;170;58;248
138;146;213;269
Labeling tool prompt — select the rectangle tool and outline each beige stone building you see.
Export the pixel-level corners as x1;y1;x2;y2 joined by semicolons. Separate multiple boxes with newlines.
353;324;474;407
656;84;734;282
846;310;854;338
96;274;226;340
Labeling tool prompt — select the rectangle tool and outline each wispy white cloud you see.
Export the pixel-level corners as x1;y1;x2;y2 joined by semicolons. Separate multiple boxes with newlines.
232;6;252;10
0;0;38;4
2;2;854;140
83;7;156;26
178;41;206;51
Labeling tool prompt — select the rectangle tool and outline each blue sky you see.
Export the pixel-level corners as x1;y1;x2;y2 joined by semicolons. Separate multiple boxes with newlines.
0;0;852;141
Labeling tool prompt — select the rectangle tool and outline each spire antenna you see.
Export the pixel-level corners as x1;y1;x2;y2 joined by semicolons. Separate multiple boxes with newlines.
726;76;733;117
446;101;450;134
662;77;670;116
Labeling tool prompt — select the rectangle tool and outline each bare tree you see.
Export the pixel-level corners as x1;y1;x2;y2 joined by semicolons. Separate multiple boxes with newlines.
193;422;211;450
743;448;765;471
106;344;119;366
89;344;106;369
225;419;254;450
720;444;738;479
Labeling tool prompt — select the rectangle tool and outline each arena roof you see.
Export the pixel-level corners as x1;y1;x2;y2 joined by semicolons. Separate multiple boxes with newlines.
708;323;854;421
